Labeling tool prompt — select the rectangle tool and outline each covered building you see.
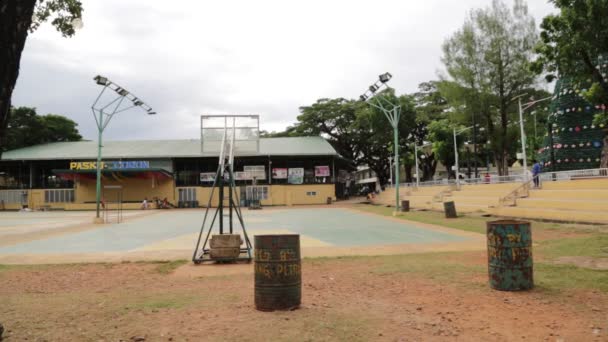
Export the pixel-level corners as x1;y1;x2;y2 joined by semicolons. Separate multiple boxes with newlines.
0;137;353;210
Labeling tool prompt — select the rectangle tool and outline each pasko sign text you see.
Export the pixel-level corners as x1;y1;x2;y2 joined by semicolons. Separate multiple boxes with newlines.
70;161;150;170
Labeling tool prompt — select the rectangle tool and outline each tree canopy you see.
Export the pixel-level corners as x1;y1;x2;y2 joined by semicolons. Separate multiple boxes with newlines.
533;0;608;125
4;106;82;151
0;0;83;153
441;0;538;175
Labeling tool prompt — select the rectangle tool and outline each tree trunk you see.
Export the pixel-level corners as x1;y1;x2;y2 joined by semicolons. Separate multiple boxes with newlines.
404;164;413;183
601;130;608;169
0;0;36;155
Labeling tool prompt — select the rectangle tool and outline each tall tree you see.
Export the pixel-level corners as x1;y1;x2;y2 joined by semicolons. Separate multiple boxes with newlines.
0;0;83;153
295;98;363;163
4;106;82;151
412;81;449;180
442;0;538;175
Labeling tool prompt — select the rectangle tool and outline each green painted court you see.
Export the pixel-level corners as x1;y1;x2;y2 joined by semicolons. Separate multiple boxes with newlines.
0;207;484;264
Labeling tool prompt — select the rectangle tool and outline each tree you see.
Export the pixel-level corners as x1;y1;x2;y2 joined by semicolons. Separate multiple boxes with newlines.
295;98;363;163
412;81;450;180
533;0;608;168
4;106;82;151
442;0;538;175
0;0;83;153
427;119;461;177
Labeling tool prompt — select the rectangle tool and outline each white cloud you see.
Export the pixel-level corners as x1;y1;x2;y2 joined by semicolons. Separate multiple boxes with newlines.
12;0;556;140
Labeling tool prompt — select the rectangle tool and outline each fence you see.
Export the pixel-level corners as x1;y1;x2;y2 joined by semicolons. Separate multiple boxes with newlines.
0;190;27;204
387;168;608;190
539;168;608;182
178;188;197;202
44;189;75;203
389;174;527;189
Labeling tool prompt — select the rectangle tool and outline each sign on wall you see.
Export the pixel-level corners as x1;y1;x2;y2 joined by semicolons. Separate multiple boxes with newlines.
200;172;216;182
314;166;330;177
70;160;150;170
243;165;266;180
288;168;304;184
272;168;288;179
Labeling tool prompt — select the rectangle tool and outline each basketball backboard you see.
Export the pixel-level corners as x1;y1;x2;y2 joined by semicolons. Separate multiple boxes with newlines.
201;115;260;155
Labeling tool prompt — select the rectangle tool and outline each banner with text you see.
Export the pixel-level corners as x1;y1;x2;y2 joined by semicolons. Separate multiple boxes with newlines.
288;168;304;184
272;168;288;179
314;165;330;177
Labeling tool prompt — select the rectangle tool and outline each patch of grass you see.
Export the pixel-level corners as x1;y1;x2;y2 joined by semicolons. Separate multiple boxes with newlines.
297;312;373;342
535;263;608;293
124;294;196;311
538;234;608;260
353;204;606;236
355;205;491;234
152;260;188;275
373;252;484;282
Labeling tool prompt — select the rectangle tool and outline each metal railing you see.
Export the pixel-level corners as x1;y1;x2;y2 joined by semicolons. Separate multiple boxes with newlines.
0;190;27;204
384;168;608;193
44;189;75;203
499;179;534;207
539;168;608;182
389;174;526;189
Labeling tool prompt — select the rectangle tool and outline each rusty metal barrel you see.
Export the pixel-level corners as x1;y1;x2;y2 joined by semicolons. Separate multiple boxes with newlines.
400;200;410;212
443;201;457;218
254;234;301;311
486;220;533;291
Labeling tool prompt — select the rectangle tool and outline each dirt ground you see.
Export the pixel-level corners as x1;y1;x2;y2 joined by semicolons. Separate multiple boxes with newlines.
1;251;607;342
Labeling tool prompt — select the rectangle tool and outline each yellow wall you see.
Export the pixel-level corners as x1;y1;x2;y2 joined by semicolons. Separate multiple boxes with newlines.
177;184;335;207
1;182;335;210
75;177;175;204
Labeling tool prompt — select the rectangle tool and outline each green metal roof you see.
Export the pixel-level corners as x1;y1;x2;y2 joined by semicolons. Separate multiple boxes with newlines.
1;137;338;161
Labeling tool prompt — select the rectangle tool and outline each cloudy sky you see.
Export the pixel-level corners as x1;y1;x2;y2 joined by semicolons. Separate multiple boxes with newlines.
12;0;556;141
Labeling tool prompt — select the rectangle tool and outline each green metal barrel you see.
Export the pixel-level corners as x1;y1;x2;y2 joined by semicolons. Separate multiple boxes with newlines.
486;220;533;291
254;234;301;311
401;200;410;212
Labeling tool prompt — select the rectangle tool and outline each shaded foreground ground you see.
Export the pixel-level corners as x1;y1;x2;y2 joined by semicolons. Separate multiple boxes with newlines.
1;207;608;341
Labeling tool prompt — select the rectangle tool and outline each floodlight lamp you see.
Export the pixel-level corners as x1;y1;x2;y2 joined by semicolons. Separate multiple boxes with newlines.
479;127;485;131
147;110;157;115
133;99;143;106
369;84;379;93
116;88;129;96
94;75;108;86
379;72;392;83
360;94;368;101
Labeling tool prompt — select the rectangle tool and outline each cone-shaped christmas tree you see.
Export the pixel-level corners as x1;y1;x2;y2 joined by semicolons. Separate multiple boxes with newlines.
539;57;607;171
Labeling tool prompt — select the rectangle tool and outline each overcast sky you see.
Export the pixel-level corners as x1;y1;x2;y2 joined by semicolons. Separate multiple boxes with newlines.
12;0;556;141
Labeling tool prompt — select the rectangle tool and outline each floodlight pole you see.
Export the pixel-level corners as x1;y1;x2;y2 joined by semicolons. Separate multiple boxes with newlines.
414;142;431;188
360;73;400;212
453;125;481;189
453;128;460;189
91;75;155;221
513;94;552;181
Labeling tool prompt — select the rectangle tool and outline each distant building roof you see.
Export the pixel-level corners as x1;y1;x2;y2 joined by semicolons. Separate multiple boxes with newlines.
1;137;338;161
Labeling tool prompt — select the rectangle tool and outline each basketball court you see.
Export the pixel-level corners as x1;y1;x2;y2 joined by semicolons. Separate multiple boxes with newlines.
0;207;484;264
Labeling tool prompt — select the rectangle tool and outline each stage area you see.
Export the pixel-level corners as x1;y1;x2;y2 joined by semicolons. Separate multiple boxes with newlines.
0;207;484;264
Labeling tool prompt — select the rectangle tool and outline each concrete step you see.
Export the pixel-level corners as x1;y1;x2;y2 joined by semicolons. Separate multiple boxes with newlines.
451;191;510;198
516;198;607;211
431;202;489;213
541;178;608;190
528;189;608;200
489;206;608;224
444;196;500;205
